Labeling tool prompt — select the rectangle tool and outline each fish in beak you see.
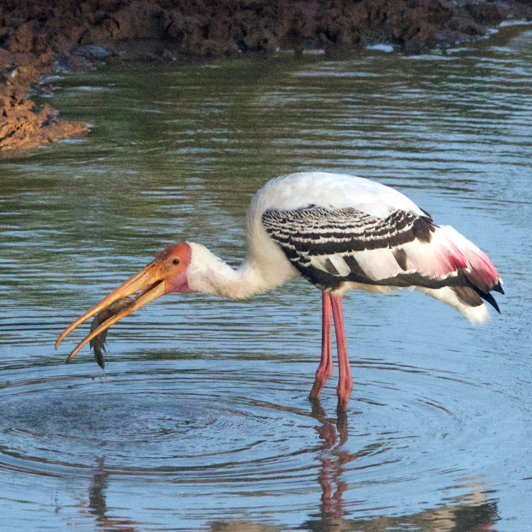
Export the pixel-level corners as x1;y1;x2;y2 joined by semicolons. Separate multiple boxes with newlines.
89;296;135;369
56;243;193;363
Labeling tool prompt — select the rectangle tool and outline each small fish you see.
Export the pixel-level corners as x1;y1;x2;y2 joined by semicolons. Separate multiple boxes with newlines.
89;297;134;369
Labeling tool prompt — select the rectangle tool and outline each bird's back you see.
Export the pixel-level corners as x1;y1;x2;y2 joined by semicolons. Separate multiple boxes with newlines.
248;171;425;219
246;172;502;324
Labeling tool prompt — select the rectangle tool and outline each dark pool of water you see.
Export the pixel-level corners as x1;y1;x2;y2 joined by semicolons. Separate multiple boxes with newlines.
1;22;531;531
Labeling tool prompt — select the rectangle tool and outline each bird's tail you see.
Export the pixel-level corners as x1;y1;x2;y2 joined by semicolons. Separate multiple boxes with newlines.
419;225;503;324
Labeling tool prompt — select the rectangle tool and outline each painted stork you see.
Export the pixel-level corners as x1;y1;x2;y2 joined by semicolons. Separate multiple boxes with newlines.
56;172;503;411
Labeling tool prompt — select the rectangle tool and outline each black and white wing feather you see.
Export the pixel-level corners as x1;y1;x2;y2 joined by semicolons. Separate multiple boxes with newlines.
262;206;440;290
255;173;502;324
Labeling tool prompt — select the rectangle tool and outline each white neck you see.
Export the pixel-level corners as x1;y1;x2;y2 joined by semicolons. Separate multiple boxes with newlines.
185;242;297;300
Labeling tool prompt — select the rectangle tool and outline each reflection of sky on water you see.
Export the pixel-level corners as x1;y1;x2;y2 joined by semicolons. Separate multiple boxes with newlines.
1;22;531;531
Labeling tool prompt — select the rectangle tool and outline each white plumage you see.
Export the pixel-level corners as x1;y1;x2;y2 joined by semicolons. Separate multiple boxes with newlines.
243;172;502;321
249;172;425;215
57;171;503;411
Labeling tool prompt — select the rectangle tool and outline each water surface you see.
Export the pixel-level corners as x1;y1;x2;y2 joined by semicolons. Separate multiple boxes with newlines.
1;22;532;531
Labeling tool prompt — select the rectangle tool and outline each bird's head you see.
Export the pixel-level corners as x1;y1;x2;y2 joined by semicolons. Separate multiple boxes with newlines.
56;243;196;361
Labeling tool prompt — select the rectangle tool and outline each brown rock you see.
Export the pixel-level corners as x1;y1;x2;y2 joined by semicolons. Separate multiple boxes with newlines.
113;0;165;40
6;24;34;53
78;17;120;45
0;98;88;153
466;3;505;26
0;0;530;154
448;16;486;37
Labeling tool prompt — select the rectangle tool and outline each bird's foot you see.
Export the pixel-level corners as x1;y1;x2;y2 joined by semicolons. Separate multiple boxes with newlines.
309;382;324;400
336;385;352;413
310;365;333;400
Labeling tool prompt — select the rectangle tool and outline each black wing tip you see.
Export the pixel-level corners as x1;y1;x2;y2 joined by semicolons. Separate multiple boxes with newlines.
486;281;504;314
420;207;433;221
470;284;502;314
482;291;501;314
492;281;504;295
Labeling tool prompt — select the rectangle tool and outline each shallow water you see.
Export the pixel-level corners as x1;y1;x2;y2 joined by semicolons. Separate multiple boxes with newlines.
1;22;532;531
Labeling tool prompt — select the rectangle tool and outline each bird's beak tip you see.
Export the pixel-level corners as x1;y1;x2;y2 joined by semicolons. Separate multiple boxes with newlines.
55;264;168;360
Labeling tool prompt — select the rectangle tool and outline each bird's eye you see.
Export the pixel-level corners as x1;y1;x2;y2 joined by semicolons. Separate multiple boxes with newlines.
172;258;180;265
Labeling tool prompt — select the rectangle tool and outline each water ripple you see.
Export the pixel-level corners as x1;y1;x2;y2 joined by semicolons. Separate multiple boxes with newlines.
2;22;532;530
0;358;486;484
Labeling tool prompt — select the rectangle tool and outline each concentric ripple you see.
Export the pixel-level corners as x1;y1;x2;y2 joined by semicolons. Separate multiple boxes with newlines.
0;353;520;528
2;21;532;530
1;362;315;477
0;358;480;480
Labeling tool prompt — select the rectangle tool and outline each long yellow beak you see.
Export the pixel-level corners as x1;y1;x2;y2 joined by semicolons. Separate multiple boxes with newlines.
56;265;167;363
56;243;192;364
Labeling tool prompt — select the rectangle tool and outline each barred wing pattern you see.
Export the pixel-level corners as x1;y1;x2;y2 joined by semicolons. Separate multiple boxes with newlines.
262;206;501;315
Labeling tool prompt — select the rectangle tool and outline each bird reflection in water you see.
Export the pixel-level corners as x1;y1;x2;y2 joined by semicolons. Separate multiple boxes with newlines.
81;414;499;532
302;404;499;532
310;400;357;528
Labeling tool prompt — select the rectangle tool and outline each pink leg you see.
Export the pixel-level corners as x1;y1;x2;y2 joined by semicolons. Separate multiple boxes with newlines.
331;294;353;412
309;292;333;399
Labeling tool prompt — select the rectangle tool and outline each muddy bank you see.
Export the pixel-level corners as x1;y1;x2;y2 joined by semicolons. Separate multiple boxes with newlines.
1;0;531;154
0;46;87;153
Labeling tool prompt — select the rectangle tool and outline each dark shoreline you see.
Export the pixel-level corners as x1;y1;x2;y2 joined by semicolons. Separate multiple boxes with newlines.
1;0;531;155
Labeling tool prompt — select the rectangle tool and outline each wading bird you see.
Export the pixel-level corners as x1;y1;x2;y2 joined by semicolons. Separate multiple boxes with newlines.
56;172;503;411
